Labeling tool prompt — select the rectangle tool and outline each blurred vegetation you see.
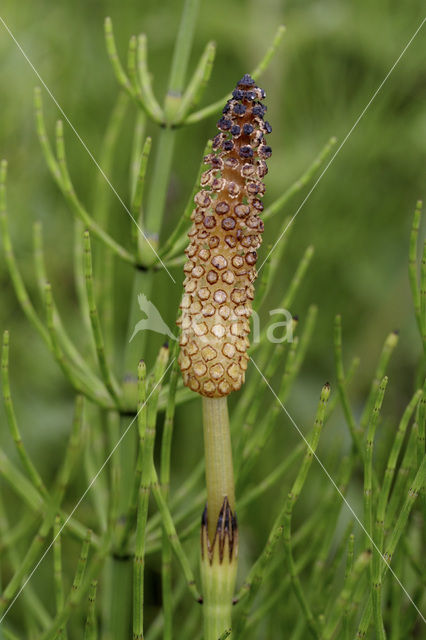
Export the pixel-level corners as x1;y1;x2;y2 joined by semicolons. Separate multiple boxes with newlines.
0;0;425;637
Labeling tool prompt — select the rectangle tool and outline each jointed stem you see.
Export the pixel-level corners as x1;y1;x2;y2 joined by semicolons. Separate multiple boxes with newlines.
201;396;238;640
202;397;235;542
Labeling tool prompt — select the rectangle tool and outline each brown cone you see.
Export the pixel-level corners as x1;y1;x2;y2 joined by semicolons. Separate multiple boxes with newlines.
177;74;271;397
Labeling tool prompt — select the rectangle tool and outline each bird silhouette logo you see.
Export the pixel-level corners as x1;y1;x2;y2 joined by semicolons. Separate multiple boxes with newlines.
129;294;178;343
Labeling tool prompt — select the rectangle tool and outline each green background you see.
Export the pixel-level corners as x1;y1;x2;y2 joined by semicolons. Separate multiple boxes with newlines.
0;0;424;633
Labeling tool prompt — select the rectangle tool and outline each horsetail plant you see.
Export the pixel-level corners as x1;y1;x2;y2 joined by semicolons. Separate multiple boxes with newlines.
177;74;271;637
0;1;425;638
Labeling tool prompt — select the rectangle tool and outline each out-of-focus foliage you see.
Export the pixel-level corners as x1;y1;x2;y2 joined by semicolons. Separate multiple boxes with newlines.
0;0;424;636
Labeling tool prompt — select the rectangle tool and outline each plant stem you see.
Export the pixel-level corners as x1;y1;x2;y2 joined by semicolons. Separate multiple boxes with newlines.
201;396;237;640
202;397;235;541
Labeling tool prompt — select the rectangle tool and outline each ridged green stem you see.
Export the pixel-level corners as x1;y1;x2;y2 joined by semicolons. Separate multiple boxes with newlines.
202;397;235;542
201;396;237;640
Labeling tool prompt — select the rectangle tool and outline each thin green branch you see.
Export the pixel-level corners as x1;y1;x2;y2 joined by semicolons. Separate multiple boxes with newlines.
1;330;48;499
131;136;152;260
356;456;425;638
408;200;423;338
0;492;51;630
133;355;159;639
282;384;330;639
234;384;330;637
40;547;108;640
364;376;388;549
53;517;66;640
0;160;50;345
422;240;426;348
34;87;62;186
376;388;422;551
32;221;102;388
160;344;180;640
159;140;212;260
342;533;355;640
44;282;112;408
93;90;130;224
0;448;101;550
164;0;201;121
384;423;418;530
0;397;84;614
334;315;364;459
135;34;164;122
364;378;388;640
185;24;286;124
84;581;98;640
359;330;399;434
263;136;337;221
174;40;216;123
321;550;371;639
126;34;163;123
104;17;132;94
83;231;122;405
54;119;135;265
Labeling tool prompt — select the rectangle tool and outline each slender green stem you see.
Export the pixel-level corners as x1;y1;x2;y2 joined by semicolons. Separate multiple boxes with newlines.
359;330;399;434
133;350;167;639
0;397;84;613
389;551;402;640
44;283;112;407
41;546;108;640
53;516;67;640
321;550;371;639
408;201;423;338
32;221;99;384
83;413;109;533
84;581;98;640
83;231;122;405
202;397;235;541
263;136;337;221
201;396;238;640
421;240;426;353
0;160;50;345
131;136;152;261
185;24;286;125
55;120;135;265
104;17;132;94
334;315;364;459
1;330;48;498
135;35;164;122
376;388;422;550
384;423;418;530
151;467;201;602
364;377;388;640
234;384;330;637
92;91;129;358
174;40;216;123
364;376;387;548
159;140;212;260
164;0;201;121
282;384;330;639
93;90;129;227
0;492;51;630
311;459;354;596
356;457;425;638
160;344;180;640
141;127;176;261
342;533;355;640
